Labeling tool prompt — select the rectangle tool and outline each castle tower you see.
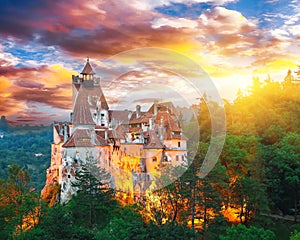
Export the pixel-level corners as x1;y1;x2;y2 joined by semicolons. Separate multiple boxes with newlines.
80;57;95;81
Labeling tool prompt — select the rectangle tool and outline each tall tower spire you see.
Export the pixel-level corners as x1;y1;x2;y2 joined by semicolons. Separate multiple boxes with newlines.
81;57;95;80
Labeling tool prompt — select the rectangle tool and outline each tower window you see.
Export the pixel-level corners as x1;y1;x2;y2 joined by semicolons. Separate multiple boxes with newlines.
178;141;181;147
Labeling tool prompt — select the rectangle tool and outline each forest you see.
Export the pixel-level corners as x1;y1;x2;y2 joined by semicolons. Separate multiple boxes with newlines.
0;68;300;239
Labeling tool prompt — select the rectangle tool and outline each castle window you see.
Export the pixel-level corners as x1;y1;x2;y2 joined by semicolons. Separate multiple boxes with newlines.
176;155;179;161
182;155;184;161
178;141;181;147
68;174;70;179
101;113;105;117
152;157;157;162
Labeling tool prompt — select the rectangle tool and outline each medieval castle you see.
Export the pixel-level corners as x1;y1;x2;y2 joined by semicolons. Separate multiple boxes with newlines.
42;59;187;203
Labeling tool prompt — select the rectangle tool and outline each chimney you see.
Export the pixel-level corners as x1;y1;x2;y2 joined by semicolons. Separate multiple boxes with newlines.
136;105;141;118
158;117;164;142
64;124;68;142
59;124;63;135
149;117;153;130
105;130;108;140
154;100;158;116
91;130;95;145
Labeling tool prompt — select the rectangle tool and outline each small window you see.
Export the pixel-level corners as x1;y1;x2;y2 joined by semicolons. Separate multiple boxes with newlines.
178;141;181;147
57;169;59;176
101;123;105;126
176;155;179;161
101;113;105;117
152;157;157;162
182;155;184;161
68;174;70;179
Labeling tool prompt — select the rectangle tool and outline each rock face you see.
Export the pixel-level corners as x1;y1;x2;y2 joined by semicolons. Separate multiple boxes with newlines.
41;59;188;204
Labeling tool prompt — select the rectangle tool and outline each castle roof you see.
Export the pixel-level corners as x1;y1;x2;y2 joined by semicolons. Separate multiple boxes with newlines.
72;81;109;125
129;112;152;125
144;130;163;149
63;128;108;148
73;93;95;125
109;110;130;123
155;111;181;132
81;58;95;75
148;102;178;116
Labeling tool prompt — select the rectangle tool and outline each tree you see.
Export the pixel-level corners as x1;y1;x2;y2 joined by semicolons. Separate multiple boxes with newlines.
0;164;40;238
219;224;275;240
69;155;118;229
265;133;300;222
290;230;300;240
97;204;148;240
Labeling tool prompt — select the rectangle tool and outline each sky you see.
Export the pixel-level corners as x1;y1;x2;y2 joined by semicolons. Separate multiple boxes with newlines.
0;0;299;125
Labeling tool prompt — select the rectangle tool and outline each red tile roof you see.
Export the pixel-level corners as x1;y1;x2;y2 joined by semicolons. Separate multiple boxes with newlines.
81;59;95;75
63;128;108;148
144;130;163;149
109;110;130;123
155;111;181;132
72;83;108;125
73;97;94;125
108;126;125;139
54;125;64;142
129;112;152;124
148;102;178;116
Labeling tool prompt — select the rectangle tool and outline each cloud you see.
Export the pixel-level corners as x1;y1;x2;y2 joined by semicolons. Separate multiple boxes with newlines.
199;7;257;35
0;0;299;123
128;0;237;11
0;58;75;123
152;17;198;29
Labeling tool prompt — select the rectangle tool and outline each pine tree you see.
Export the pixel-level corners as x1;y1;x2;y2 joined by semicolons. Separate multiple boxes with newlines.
69;155;118;229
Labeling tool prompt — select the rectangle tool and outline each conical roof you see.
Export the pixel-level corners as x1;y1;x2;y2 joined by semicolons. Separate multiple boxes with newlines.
81;58;95;75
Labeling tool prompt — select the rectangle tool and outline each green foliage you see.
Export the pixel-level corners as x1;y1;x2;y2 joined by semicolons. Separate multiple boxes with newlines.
97;205;148;240
264;133;300;218
69;156;119;229
219;224;276;240
1;70;300;239
0;124;52;191
0;165;40;239
290;230;300;240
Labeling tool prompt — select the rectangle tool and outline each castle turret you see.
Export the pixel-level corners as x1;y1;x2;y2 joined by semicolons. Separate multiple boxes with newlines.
81;57;95;80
